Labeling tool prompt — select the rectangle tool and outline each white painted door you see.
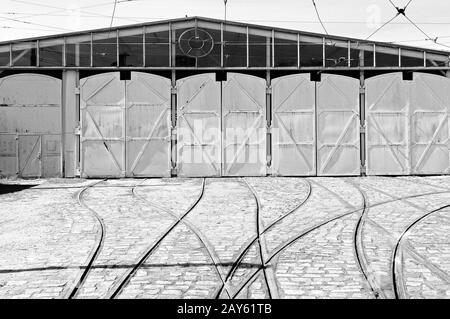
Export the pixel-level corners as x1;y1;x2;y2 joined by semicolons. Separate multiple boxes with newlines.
366;73;410;175
176;73;221;177
125;72;171;177
316;74;360;176
81;72;171;178
222;73;266;176
272;74;316;176
18;135;41;177
410;73;450;175
81;73;126;177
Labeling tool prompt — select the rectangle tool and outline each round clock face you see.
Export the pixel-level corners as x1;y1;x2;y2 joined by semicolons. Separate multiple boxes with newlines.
178;28;214;58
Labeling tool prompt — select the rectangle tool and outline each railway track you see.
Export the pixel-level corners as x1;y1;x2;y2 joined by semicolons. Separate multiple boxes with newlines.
392;204;450;299
353;179;450;299
346;179;386;299
242;178;273;299
105;178;234;299
55;176;450;299
64;179;106;299
229;177;364;299
228;179;450;299
214;178;312;299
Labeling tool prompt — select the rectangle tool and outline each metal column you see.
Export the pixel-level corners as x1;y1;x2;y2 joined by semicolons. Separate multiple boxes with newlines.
171;70;177;176
266;70;272;175
359;50;366;176
61;70;79;177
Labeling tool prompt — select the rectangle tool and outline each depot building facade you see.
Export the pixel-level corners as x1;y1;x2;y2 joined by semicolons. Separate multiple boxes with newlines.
0;17;450;178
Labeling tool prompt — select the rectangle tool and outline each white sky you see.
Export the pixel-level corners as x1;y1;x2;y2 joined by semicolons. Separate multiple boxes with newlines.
0;0;449;51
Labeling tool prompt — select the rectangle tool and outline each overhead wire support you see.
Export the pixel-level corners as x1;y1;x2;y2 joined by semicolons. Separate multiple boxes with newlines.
311;0;328;35
366;0;415;41
386;0;450;50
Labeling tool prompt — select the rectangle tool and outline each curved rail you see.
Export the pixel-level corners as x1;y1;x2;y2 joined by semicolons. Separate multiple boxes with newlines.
242;178;272;299
107;178;212;299
65;179;106;299
231;185;450;299
355;180;450;299
215;178;312;299
347;180;385;299
392;204;450;299
126;178;232;298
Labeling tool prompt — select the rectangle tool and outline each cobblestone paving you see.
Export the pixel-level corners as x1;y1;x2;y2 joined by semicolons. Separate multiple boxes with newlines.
0;179;97;299
0;176;449;299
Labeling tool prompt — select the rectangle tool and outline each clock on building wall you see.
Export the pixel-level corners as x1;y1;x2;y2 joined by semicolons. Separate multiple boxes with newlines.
178;28;214;58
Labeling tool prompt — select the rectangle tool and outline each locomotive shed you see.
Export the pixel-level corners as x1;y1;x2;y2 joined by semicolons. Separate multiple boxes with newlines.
0;16;450;300
1;16;450;178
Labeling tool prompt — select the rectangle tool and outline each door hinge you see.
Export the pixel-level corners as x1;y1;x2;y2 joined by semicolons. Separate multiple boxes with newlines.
359;86;366;94
75;124;81;135
360;125;366;134
171;86;177;94
266;86;272;94
75;86;80;95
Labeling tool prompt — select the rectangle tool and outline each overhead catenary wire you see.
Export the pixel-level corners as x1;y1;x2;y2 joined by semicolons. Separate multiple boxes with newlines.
4;12;450;25
0;0;448;52
385;0;450;50
109;0;118;30
0;15;73;32
365;14;399;40
311;0;328;35
6;0;145;24
403;14;450;50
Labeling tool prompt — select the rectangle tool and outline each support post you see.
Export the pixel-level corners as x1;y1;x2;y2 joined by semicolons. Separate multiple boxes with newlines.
266;70;272;175
61;70;79;177
359;49;366;176
171;70;177;176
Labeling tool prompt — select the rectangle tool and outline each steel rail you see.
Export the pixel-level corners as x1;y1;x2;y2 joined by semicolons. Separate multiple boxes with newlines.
214;179;312;298
231;188;450;299
64;179;107;299
242;178;273;299
347;179;386;299
392;204;450;299
355;179;450;299
113;178;233;299
107;178;208;299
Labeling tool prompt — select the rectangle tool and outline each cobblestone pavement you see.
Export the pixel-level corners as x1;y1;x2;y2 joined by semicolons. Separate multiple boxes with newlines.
0;176;449;299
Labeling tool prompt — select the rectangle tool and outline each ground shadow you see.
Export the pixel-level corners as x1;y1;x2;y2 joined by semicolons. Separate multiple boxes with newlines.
0;184;37;195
